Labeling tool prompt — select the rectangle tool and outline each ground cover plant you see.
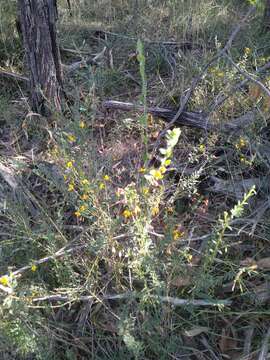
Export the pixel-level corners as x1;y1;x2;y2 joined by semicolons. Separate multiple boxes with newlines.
1;0;270;359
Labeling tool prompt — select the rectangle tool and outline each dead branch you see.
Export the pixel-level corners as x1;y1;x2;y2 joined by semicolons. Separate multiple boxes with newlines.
60;47;91;56
0;70;29;83
0;162;18;190
103;100;256;133
90;29;204;50
225;53;270;98
64;47;106;74
209;61;270;113
0;244;87;294
222;111;256;133
32;291;232;307
103;100;210;130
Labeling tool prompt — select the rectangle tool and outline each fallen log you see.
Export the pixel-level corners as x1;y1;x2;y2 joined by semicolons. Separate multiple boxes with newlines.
102;100;256;132
103;100;210;130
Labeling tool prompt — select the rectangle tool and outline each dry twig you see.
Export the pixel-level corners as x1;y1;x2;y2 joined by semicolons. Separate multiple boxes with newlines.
32;291;232;307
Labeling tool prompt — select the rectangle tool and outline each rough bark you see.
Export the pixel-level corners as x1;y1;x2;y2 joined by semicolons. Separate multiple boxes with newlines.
18;0;63;115
263;0;270;31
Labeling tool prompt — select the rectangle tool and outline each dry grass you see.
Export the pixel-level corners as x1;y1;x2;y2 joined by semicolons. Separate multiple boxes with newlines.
0;1;270;359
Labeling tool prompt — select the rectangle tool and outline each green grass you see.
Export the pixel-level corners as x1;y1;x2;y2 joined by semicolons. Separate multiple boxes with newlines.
0;1;270;359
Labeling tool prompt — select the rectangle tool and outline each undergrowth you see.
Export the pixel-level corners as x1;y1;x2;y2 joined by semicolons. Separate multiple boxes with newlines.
0;1;270;359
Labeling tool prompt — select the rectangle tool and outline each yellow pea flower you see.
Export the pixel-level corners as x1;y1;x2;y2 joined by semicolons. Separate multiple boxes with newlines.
0;275;9;286
186;254;193;262
103;175;110;181
68;183;75;192
122;209;133;219
199;144;205;153
139;167;146;173
160;166;167;174
66;161;74;169
81;179;89;185
79;205;87;212
74;211;81;217
31;264;37;272
151;206;159;216
99;182;105;190
79;121;86;128
244;47;251;55
150;169;163;180
173;228;185;240
142;186;149;195
67;134;76;143
164;159;171;167
235;137;247;150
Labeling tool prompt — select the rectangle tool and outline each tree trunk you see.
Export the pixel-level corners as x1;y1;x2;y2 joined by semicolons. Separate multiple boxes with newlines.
18;0;63;115
263;0;270;31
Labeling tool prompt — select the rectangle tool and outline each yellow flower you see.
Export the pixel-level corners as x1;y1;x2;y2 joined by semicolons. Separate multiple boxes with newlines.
103;175;110;181
244;47;251;55
66;161;74;169
67;134;76;143
74;211;81;217
0;275;9;286
63;174;67;181
79;121;86;128
160;166;166;174
99;182;105;190
81;193;89;201
186;254;193;262
150;169;163;180
142;186;149;195
68;183;75;192
240;155;250;165
173;228;185;240
139;167;146;173
164;159;171;167
235;137;247;150
81;179;89;185
31;264;37;272
151;206;159;216
199;144;205;153
122;209;132;219
79;205;87;212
